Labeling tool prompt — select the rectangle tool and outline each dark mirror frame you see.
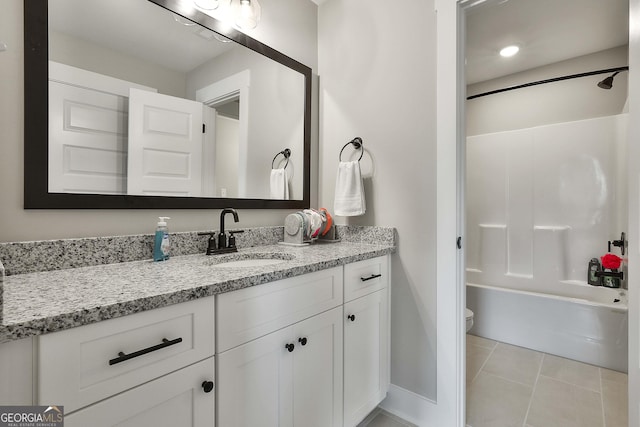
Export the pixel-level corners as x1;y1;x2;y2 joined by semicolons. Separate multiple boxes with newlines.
24;0;311;209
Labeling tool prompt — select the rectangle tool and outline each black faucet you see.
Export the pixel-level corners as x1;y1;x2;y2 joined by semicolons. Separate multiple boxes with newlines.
218;208;240;252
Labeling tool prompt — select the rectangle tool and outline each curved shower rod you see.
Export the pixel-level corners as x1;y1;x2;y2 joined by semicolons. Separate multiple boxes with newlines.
467;66;629;100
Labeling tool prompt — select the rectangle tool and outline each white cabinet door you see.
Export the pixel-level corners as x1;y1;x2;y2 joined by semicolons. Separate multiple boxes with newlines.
65;357;215;427
0;338;33;405
217;306;344;427
343;290;389;427
127;88;204;196
292;307;343;427
217;326;293;427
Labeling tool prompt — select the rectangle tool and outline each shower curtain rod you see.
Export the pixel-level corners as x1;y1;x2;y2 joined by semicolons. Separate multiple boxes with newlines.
467;66;629;100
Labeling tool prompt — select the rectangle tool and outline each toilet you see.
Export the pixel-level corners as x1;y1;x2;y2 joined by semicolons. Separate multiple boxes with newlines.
465;308;474;332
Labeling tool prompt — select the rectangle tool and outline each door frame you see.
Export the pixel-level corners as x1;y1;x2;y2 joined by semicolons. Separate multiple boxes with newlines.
196;70;250;197
436;0;640;425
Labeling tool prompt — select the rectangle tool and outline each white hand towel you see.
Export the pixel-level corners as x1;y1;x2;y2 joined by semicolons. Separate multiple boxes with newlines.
334;161;366;216
270;168;289;199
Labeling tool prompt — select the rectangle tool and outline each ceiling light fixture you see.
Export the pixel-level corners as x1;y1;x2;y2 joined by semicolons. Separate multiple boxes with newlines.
230;0;261;29
499;45;519;58
194;0;220;10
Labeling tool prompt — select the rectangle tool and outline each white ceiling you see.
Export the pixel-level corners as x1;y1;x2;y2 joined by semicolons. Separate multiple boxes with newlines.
49;0;236;74
466;0;629;84
49;0;628;83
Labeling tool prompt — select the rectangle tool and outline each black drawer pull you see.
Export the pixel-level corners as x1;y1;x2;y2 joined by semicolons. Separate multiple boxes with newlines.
109;337;183;366
361;274;382;282
347;314;356;322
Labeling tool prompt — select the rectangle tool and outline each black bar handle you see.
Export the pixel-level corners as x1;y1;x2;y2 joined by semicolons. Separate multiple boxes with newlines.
109;337;183;366
361;274;382;282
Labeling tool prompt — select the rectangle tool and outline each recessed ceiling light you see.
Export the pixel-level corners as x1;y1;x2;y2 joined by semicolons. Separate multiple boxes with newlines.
499;45;520;58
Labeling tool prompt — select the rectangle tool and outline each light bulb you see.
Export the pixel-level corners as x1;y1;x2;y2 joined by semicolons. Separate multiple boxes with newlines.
499;45;519;58
230;0;261;29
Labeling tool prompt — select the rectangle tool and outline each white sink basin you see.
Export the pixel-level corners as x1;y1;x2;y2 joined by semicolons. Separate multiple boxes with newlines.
215;258;287;267
207;252;295;268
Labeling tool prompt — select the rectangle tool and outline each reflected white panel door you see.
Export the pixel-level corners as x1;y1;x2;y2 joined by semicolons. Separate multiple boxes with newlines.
128;88;204;196
49;81;128;194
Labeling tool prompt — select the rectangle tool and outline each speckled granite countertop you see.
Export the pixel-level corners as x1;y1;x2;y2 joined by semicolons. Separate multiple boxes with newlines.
0;242;394;343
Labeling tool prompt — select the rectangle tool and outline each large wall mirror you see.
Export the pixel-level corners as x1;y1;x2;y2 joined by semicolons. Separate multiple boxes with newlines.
24;0;311;209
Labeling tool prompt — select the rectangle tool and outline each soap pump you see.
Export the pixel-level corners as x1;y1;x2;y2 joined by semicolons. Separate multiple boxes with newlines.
153;217;171;262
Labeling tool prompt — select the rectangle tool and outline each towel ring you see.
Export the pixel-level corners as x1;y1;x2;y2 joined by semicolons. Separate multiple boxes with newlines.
339;137;364;162
272;148;291;169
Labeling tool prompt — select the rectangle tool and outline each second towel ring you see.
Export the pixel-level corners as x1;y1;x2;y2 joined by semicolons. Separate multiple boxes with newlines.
339;137;364;162
272;148;291;169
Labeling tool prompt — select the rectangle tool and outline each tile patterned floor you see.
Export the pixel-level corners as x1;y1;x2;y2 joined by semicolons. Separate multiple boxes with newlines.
361;336;628;427
466;334;629;427
358;409;417;427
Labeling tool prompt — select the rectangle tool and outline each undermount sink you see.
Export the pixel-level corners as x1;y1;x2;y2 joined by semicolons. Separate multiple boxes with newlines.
207;252;295;268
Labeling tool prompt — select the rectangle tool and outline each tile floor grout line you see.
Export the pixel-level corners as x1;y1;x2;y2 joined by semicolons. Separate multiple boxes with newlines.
522;352;545;427
599;367;607;427
535;372;602;393
472;339;499;384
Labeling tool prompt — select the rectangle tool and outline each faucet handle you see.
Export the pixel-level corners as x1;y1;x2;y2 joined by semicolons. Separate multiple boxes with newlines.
228;230;244;248
197;231;217;255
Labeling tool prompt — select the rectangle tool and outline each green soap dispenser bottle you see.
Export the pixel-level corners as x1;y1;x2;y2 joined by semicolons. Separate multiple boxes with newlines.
153;217;171;261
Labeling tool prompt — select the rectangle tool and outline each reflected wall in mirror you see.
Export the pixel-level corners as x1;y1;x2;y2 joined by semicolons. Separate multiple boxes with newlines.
24;0;311;209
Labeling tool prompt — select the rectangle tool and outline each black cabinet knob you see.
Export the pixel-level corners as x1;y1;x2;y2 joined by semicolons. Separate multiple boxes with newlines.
347;314;356;322
201;381;214;393
298;337;308;346
285;343;295;352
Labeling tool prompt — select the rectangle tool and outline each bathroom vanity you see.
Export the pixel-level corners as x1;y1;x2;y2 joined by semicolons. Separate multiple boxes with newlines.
0;232;393;427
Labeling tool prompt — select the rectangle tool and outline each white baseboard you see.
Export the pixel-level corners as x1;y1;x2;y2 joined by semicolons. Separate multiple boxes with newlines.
378;384;439;426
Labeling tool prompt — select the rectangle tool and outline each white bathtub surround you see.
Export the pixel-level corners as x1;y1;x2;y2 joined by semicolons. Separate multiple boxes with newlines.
467;283;628;372
467;114;628;295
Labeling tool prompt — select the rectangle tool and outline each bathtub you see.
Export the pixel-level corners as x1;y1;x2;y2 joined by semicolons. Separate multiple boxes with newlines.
467;282;628;372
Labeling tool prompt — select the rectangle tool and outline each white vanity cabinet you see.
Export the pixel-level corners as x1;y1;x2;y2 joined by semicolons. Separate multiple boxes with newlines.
64;357;215;427
217;306;343;427
37;296;215;424
343;256;390;427
0;337;34;405
26;252;390;427
216;267;344;427
216;256;390;427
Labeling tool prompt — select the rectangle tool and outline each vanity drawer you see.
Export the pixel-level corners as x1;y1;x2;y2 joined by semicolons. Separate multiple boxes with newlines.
216;266;343;352
38;296;215;413
344;256;389;302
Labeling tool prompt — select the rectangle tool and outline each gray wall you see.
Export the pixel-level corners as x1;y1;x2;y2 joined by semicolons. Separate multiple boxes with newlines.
49;30;188;98
0;0;317;243
318;0;438;399
467;46;628;136
187;47;305;200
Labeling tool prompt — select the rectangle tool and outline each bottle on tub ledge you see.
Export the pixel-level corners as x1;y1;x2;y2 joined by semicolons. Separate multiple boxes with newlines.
587;258;602;286
154;216;171;262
